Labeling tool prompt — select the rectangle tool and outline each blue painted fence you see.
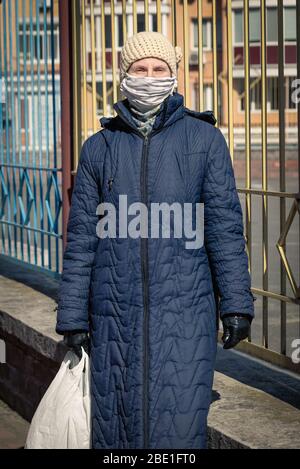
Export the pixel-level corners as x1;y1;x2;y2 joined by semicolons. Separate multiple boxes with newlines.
0;0;62;275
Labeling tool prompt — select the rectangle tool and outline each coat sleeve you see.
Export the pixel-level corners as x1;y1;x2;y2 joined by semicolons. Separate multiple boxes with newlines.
55;139;100;335
202;126;255;320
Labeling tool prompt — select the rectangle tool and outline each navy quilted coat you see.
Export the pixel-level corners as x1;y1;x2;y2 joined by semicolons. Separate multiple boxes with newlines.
56;91;255;449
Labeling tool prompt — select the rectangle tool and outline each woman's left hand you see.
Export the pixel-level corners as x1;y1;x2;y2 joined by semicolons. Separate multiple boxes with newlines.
221;314;252;349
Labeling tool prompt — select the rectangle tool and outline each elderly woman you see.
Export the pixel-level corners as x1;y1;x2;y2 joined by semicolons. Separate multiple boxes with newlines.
56;31;255;449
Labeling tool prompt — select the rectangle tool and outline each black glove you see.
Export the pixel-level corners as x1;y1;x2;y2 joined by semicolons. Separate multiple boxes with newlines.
63;330;90;359
221;313;252;349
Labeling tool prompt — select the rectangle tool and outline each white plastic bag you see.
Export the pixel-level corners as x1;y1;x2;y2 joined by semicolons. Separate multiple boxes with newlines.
25;347;91;449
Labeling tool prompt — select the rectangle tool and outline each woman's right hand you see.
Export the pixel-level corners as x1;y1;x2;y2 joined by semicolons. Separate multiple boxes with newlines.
63;330;90;358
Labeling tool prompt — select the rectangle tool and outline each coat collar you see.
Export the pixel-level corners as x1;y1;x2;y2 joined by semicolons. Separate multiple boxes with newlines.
99;91;217;133
100;92;185;133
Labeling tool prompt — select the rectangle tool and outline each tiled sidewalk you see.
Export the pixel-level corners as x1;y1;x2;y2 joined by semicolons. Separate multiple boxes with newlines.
0;399;29;449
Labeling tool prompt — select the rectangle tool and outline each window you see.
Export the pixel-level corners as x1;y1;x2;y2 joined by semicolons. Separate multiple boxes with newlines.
237;78;261;111
286;77;297;109
20;99;26;130
249;8;260;43
103;15;125;49
234;6;296;44
1;102;10;129
137;13;145;33
267;7;278;43
118;14;123;46
204;85;213;111
105;15;112;49
19;22;59;62
284;7;296;42
27;89;60;149
236;77;296;111
152;14;157;32
234;9;243;43
234;8;261;43
192;18;212;50
267;77;278;110
193;83;213;111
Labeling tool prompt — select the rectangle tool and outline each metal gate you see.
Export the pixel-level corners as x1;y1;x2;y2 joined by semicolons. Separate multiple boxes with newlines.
69;0;300;373
0;0;62;275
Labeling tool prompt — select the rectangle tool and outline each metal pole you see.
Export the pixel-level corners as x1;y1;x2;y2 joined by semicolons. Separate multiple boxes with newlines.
59;0;73;251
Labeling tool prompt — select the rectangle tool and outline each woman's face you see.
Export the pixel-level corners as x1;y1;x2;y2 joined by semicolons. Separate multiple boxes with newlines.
128;57;172;78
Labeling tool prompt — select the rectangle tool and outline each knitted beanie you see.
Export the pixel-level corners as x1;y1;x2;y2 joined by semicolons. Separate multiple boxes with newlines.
119;31;183;81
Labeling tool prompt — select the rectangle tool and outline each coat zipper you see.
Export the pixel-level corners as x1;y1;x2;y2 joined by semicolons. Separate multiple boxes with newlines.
114;107;161;449
141;134;150;449
139;131;162;448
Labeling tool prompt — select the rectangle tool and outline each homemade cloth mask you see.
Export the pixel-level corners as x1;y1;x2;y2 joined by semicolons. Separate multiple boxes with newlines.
120;72;178;113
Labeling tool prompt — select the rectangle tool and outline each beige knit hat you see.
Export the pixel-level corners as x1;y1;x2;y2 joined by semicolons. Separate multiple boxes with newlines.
119;31;183;81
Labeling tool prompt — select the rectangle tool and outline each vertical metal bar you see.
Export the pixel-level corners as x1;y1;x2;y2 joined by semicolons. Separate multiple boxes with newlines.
20;0;29;262
42;0;50;269
261;0;268;349
212;0;218;124
90;0;97;132
144;0;149;32
244;0;251;260
35;0;42;266
8;0;18;259
82;0;88;140
278;0;286;355
170;0;176;46
28;0;37;264
0;2;3;170
71;0;82;166
15;0;22;166
0;1;5;252
45;0;53;269
297;0;300;341
243;0;252;342
133;0;137;34
197;0;204;112
183;0;190;107
101;0;107;117
122;0;127;42
227;0;234;159
4;0;11;256
59;0;73;250
50;0;59;272
22;0;29;169
111;0;117;116
156;0;161;34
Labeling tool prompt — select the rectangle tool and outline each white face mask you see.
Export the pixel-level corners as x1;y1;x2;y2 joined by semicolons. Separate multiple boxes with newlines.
119;72;178;113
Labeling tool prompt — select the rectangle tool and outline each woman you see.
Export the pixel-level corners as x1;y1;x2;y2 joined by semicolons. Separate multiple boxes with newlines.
56;31;255;449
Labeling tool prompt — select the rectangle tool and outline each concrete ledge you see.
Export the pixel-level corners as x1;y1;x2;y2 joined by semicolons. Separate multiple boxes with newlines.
0;399;29;449
208;372;300;449
1;256;300;448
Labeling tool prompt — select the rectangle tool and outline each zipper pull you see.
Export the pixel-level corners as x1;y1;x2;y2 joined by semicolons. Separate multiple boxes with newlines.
108;177;114;191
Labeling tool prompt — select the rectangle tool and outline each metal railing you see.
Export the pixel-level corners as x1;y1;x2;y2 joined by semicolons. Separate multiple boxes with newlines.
72;0;300;373
0;0;62;275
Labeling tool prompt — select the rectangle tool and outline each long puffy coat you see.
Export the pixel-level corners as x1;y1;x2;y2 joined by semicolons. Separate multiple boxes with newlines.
56;91;255;449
